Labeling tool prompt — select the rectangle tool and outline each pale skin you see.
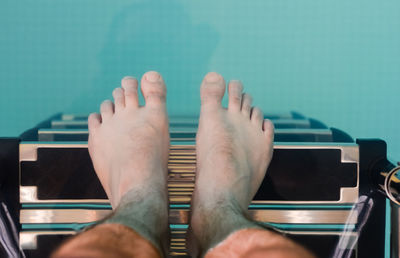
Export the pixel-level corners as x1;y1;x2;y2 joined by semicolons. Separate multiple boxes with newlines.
87;71;315;257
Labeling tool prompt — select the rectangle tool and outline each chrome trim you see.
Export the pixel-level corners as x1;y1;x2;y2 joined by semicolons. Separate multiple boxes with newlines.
52;120;87;127
20;231;74;249
20;230;357;251
60;113;295;121
275;129;331;135
273;119;310;126
20;186;109;203
38;128;332;136
20;142;358;162
20;143;88;161
250;187;358;205
50;118;311;128
20;209;356;225
252;209;357;224
339;187;359;203
61;114;76;120
39;129;89;134
20;144;39;162
39;128;199;134
20;188;358;205
20;142;359;204
20;209;111;224
61;114;88;121
20;186;38;203
274;143;359;163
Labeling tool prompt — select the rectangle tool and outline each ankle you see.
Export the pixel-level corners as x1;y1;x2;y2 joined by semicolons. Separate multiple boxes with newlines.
190;197;254;253
104;188;169;254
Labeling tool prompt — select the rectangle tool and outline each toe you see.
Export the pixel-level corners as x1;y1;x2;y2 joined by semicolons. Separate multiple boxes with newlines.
112;87;125;112
241;93;252;117
228;80;243;112
251;107;264;128
100;100;114;121
88;113;101;131
140;71;166;108
121;76;139;108
200;72;226;111
263;119;275;143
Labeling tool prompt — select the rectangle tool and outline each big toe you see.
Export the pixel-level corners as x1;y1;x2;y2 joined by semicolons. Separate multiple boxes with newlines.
200;72;226;111
140;71;166;108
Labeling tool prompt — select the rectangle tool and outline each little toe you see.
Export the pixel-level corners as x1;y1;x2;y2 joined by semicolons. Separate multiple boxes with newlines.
251;107;264;128
100;100;114;121
121;76;139;108
263;119;275;143
200;72;226;111
241;93;253;117
112;87;125;112
140;71;166;108
228;80;243;112
88;113;101;132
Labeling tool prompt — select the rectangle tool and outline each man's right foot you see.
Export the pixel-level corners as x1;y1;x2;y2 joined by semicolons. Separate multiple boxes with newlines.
189;72;274;255
87;71;170;253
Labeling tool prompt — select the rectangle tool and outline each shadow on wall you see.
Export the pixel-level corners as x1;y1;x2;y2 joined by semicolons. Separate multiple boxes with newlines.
70;0;219;115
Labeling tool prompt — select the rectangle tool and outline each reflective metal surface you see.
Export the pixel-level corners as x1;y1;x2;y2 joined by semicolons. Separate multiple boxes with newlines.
38;128;333;137
19;142;359;204
20;208;357;224
50;118;312;128
18;137;361;257
20;186;108;204
384;166;400;205
20;231;74;250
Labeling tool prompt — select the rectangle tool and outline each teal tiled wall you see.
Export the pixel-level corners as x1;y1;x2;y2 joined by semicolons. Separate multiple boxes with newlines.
0;0;399;160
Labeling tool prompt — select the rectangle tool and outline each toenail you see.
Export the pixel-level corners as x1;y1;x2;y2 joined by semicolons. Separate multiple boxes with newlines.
123;76;136;81
145;72;161;82
230;79;240;83
114;90;123;97
205;72;221;83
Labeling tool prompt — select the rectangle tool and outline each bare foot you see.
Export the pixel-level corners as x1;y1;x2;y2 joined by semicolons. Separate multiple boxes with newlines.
88;71;169;208
87;71;169;252
189;72;274;255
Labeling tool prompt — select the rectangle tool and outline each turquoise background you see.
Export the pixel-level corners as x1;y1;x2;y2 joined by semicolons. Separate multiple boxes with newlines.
0;1;398;256
0;0;399;162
